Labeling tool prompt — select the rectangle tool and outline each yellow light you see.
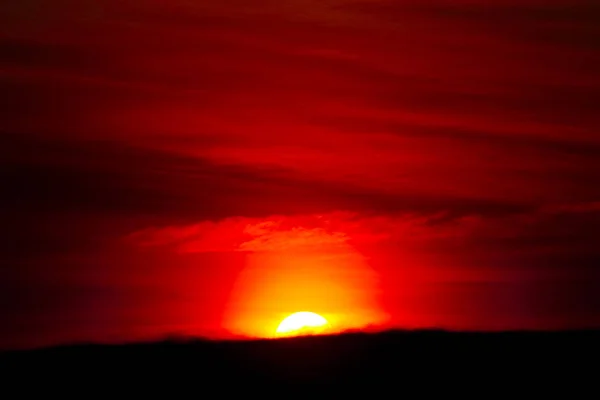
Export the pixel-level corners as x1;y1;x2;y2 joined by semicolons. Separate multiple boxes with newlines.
276;312;328;337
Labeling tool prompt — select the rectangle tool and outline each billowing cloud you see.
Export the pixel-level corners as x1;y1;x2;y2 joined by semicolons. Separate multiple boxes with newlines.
126;201;600;256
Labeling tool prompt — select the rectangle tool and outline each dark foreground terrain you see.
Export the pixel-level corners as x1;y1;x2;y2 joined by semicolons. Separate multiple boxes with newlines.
2;330;599;394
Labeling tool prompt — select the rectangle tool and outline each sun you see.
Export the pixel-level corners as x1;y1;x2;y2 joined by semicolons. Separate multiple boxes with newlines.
275;312;329;337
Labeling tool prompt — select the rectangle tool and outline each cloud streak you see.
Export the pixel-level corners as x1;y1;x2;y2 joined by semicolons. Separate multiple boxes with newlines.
4;1;598;218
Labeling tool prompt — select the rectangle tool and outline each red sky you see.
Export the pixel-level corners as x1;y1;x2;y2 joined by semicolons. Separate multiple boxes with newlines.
1;0;599;349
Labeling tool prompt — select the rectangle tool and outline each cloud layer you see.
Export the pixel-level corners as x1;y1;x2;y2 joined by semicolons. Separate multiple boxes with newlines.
127;202;600;257
2;1;599;225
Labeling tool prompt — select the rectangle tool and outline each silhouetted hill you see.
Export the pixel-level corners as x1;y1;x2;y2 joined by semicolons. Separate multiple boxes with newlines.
2;330;598;394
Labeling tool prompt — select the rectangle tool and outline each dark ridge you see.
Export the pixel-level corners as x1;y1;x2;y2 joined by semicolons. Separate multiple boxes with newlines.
1;329;598;394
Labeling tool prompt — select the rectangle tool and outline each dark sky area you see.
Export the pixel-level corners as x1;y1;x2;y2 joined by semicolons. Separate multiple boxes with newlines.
1;0;599;350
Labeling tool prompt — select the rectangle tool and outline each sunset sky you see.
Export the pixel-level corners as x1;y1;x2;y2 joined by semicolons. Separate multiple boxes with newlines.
1;0;599;349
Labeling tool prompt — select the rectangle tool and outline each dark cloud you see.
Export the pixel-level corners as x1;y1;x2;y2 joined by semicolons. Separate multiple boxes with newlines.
1;132;535;227
1;0;597;259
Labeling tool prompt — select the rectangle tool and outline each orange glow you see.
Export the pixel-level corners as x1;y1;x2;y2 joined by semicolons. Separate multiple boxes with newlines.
276;312;328;337
222;232;389;339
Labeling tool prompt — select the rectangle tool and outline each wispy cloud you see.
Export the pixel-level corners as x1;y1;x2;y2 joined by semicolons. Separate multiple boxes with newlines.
2;0;598;260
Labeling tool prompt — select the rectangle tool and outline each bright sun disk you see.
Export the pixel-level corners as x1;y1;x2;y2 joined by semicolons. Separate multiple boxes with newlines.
276;312;328;336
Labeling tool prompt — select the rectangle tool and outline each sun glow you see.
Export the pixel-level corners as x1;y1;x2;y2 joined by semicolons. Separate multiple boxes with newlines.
276;312;328;337
222;227;389;339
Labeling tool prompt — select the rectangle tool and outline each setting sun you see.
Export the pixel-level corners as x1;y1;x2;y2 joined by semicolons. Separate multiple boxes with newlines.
222;228;389;339
276;312;328;337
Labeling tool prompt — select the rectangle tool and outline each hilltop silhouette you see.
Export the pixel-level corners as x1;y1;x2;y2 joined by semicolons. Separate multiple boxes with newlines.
2;330;598;394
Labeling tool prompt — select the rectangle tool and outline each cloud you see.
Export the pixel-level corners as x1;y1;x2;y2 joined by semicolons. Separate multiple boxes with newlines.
126;212;428;253
2;0;599;257
541;202;600;214
126;200;600;257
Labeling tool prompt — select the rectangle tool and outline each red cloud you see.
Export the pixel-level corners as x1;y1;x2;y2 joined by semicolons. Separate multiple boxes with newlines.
126;201;600;255
125;210;474;253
